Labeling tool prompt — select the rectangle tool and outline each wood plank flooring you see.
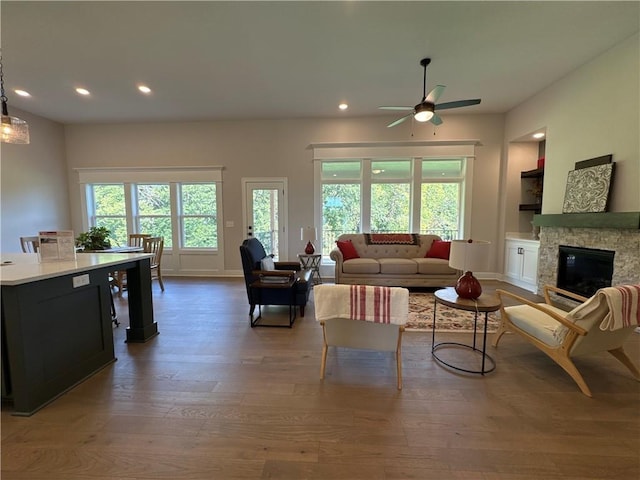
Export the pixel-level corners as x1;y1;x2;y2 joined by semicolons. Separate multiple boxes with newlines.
2;278;639;479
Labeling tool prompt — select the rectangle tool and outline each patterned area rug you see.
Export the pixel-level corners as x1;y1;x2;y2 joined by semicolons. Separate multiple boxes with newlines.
407;292;501;332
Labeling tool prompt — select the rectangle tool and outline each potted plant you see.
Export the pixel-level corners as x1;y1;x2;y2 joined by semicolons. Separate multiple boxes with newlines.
76;226;112;251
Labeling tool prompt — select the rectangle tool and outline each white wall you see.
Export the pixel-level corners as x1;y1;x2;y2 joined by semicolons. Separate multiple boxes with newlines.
504;33;640;216
65;115;503;271
0;107;71;252
64;113;505;273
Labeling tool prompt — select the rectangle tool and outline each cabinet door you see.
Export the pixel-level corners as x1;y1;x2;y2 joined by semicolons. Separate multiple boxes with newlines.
504;241;522;279
521;245;539;285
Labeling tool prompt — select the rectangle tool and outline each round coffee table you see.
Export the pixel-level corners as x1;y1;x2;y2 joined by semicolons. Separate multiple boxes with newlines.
431;287;501;375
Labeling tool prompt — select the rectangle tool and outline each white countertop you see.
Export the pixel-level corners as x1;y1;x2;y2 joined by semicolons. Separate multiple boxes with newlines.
505;232;540;243
0;253;153;286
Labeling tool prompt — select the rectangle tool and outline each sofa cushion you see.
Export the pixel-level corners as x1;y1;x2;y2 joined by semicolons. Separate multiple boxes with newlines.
379;258;418;274
342;258;380;274
414;258;458;275
425;240;451;260
336;239;360;260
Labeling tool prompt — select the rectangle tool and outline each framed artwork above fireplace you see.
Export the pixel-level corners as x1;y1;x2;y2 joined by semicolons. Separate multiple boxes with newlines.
562;162;614;213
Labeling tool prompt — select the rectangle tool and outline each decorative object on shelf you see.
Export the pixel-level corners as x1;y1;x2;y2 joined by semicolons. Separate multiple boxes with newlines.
0;55;29;144
562;163;614;213
449;239;490;299
526;178;543;204
76;226;112;251
530;221;540;240
301;226;317;254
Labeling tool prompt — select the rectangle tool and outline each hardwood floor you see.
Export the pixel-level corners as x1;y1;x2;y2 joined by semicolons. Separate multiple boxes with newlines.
2;278;639;479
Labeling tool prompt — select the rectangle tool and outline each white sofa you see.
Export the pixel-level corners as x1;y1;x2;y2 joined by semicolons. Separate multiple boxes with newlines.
329;233;459;287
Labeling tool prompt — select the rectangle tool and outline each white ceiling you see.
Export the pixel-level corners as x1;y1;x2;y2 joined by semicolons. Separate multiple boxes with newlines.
1;1;638;125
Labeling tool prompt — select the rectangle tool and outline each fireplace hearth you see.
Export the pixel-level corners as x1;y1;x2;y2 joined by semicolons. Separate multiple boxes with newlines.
557;245;614;297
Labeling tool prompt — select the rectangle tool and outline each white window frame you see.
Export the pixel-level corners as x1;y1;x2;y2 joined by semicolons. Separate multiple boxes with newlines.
77;167;224;253
312;141;478;259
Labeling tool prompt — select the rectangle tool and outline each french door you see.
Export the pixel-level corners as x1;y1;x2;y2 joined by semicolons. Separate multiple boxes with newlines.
243;179;288;261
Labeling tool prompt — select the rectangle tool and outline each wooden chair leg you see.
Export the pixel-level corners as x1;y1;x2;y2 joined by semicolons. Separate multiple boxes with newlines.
492;314;510;347
608;347;640;380
555;355;593;397
320;321;327;379
396;327;404;390
320;344;328;380
158;267;164;292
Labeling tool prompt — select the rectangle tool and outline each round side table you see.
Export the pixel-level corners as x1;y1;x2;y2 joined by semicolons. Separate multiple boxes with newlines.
431;287;501;375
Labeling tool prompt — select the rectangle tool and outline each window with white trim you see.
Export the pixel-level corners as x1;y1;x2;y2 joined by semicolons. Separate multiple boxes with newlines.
312;142;477;258
78;167;223;251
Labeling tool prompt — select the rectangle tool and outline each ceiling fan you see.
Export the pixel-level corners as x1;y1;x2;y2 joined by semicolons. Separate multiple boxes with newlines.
379;57;481;128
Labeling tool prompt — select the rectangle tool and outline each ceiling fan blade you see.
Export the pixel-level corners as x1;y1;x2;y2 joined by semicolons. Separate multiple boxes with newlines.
434;99;481;111
378;106;414;111
387;114;412;128
430;113;443;126
425;85;445;104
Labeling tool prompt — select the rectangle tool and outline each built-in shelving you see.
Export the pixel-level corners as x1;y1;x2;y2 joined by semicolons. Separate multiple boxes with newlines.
519;167;544;214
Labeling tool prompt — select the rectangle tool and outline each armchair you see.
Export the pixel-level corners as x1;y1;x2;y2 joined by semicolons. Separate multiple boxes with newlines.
493;284;640;397
239;238;312;327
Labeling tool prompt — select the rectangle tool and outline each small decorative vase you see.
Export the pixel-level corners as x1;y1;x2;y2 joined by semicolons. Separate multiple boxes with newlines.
455;271;482;299
305;241;315;254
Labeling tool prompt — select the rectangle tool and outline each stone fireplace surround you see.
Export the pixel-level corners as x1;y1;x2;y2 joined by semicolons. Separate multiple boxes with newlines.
537;227;640;295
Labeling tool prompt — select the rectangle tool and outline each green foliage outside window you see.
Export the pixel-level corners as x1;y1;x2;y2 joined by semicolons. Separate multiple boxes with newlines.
182;184;217;248
421;183;459;239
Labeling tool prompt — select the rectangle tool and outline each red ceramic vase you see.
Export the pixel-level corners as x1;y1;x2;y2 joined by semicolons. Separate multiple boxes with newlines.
304;241;315;254
455;271;482;299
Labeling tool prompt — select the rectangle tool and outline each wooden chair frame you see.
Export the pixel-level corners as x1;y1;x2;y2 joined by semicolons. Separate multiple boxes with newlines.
493;285;640;397
20;236;40;253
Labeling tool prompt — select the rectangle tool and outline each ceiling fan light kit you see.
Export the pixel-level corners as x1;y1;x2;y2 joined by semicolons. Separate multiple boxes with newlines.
380;57;481;128
413;103;434;122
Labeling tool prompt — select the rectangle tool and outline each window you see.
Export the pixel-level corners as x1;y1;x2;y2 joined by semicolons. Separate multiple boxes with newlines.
321;161;361;255
313;143;476;259
90;184;127;246
370;160;411;233
181;183;218;248
79;168;222;252
137;184;173;248
420;160;463;240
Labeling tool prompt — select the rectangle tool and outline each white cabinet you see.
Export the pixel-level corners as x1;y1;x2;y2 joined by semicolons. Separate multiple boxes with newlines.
504;237;540;293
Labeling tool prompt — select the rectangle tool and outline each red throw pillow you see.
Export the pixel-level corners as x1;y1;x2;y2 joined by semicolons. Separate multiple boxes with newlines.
425;240;451;260
336;240;360;260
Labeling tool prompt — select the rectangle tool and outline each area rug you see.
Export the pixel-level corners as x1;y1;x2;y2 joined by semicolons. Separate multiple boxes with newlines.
407;292;501;332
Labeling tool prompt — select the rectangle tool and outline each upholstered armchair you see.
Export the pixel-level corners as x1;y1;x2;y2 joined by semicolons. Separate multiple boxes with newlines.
239;238;312;326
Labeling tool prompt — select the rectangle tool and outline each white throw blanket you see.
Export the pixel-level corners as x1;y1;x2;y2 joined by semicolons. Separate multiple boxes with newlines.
569;285;640;331
314;284;409;325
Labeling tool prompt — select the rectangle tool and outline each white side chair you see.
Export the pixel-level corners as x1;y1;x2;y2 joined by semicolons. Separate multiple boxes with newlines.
314;284;409;390
493;284;640;397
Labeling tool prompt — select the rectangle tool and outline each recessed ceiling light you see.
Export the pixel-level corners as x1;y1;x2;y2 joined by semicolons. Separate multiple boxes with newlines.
338;103;348;110
75;87;90;96
533;132;545;139
14;89;31;97
138;85;152;94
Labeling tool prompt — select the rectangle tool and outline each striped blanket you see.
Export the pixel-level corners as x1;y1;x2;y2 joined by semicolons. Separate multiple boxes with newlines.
570;285;640;331
314;284;409;325
598;285;640;331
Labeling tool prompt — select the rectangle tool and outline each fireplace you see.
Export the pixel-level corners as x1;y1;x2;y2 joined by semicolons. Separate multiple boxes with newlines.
557;245;614;297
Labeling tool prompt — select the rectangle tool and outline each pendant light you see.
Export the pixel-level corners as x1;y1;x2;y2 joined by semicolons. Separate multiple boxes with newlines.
1;56;30;144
